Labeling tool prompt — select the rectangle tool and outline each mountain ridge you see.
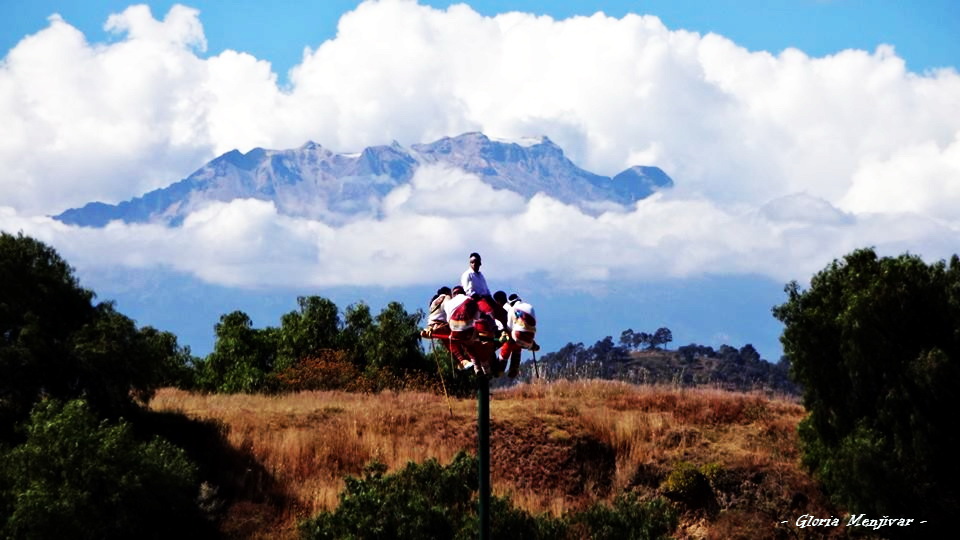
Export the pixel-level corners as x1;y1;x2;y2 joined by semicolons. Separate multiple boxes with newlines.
55;132;673;227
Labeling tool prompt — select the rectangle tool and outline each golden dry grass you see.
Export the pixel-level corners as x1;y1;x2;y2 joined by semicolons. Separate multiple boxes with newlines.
150;379;824;539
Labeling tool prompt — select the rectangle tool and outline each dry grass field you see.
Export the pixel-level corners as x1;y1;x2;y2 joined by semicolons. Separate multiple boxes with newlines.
149;379;840;539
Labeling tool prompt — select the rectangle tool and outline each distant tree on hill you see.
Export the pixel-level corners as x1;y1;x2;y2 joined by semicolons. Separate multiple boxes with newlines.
650;327;673;350
534;333;794;393
773;248;960;533
620;327;675;351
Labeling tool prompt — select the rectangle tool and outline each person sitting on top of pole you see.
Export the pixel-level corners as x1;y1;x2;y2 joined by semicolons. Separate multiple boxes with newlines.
443;285;479;372
462;252;508;331
498;293;540;378
461;252;489;297
421;286;451;338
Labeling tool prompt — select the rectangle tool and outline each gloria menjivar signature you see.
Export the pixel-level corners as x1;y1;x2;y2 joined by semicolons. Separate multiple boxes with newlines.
782;514;927;531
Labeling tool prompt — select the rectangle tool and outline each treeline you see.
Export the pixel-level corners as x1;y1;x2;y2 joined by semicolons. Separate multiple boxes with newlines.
189;296;456;395
531;333;797;394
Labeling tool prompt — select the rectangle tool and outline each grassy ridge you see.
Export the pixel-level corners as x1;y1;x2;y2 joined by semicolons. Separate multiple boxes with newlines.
149;380;838;539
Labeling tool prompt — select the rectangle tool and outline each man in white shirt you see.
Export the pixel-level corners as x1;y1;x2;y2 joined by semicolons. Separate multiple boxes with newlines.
461;252;490;297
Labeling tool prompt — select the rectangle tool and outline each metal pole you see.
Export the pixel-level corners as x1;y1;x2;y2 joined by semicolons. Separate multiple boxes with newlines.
478;374;490;540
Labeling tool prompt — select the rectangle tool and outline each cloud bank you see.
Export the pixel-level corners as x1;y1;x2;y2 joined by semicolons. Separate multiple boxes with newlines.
1;0;959;290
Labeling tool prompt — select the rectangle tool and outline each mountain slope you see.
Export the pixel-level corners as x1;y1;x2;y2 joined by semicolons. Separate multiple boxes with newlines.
54;133;673;227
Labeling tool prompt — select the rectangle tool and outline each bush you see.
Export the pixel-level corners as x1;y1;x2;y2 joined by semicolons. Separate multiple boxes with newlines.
458;494;568;540
660;461;714;508
300;452;477;539
567;492;677;540
0;399;208;539
301;452;678;540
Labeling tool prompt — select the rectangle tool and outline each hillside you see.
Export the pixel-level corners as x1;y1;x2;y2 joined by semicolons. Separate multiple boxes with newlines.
529;341;798;395
148;380;841;539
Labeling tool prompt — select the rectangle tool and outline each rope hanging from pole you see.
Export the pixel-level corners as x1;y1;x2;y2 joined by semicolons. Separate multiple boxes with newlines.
429;340;454;417
531;348;540;379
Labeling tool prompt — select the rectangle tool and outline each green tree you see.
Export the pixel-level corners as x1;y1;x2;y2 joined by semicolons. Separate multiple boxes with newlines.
340;301;375;369
0;232;189;437
367;301;425;373
201;310;277;393
1;232;96;435
277;296;341;369
137;325;198;388
650;327;673;350
0;399;207;539
773;248;960;532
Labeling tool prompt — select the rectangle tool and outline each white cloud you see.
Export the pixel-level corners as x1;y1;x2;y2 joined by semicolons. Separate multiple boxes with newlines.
840;132;960;218
1;0;959;290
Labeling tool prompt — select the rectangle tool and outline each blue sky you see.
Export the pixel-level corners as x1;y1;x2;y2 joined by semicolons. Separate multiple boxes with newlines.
4;1;958;79
1;1;959;359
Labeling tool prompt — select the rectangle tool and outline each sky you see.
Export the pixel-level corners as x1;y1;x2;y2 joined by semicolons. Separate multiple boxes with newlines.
1;0;959;357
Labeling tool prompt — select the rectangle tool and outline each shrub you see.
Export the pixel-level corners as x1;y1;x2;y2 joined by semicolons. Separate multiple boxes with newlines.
567;492;677;540
301;452;678;540
300;452;477;539
458;494;568;540
0;399;208;539
661;461;713;508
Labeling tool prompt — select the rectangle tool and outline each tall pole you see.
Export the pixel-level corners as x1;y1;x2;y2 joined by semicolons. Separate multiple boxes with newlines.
478;374;490;540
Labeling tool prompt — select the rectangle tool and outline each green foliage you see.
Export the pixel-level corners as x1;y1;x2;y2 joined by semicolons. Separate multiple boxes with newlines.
201;298;431;394
0;399;207;539
366;301;426;373
660;461;713;507
300;452;477;539
618;327;673;351
277;296;341;370
340;302;376;369
568;493;677;540
198;310;277;393
773;248;960;529
301;453;677;540
423;343;476;399
458;494;568;540
0;232;193;437
71;302;194;412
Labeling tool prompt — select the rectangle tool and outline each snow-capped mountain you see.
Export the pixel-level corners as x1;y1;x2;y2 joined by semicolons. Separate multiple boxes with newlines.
54;132;673;227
